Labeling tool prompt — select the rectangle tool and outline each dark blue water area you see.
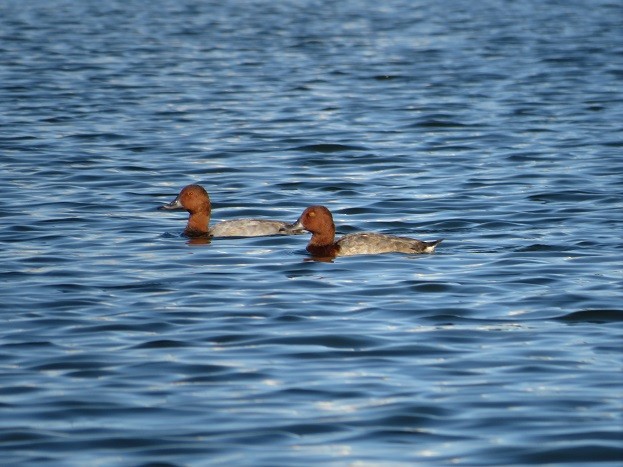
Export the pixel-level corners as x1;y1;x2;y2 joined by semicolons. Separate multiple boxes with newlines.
1;0;622;465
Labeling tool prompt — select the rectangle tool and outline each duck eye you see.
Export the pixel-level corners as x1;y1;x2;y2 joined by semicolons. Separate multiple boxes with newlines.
308;211;316;218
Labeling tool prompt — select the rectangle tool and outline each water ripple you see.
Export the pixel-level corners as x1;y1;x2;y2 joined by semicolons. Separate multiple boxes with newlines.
1;0;622;465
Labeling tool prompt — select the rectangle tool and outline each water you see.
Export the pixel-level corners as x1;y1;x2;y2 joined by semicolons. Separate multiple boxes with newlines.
1;0;622;465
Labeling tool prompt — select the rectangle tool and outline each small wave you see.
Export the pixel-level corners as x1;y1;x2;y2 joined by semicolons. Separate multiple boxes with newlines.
409;119;469;128
292;144;367;153
556;309;623;323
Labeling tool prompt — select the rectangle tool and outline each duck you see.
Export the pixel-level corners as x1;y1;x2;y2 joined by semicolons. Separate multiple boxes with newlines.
159;184;303;237
281;205;442;258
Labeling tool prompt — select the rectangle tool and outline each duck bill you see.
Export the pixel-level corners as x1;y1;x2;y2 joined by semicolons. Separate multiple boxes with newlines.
279;217;305;234
159;196;184;210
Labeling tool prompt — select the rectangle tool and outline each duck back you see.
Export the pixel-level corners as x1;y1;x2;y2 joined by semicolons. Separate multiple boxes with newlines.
336;233;442;256
211;219;300;237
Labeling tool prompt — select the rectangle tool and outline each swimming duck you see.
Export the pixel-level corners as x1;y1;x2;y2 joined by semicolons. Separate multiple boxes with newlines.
159;184;303;237
281;205;442;257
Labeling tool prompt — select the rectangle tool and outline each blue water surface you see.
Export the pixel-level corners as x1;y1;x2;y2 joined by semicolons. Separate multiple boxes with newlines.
1;0;622;465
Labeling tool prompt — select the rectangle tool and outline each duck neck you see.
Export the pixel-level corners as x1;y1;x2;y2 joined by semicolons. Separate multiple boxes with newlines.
307;226;338;256
306;243;339;257
309;228;334;246
185;211;210;236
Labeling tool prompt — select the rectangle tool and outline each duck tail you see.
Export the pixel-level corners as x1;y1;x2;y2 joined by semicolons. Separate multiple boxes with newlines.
424;238;443;253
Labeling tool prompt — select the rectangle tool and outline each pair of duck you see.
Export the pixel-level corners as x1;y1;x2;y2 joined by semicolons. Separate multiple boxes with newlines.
160;184;442;258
